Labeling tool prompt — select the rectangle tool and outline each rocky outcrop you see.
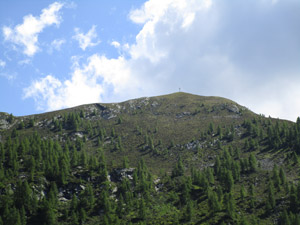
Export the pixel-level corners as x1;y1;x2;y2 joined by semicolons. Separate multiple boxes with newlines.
226;104;240;114
110;168;135;182
0;113;13;130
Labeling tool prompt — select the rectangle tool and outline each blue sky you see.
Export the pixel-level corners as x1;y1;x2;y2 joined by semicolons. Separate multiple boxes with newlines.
0;0;300;121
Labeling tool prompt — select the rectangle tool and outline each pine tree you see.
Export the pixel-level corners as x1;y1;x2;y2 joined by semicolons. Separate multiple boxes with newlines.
71;210;79;225
244;139;250;149
240;185;247;200
29;156;35;181
279;167;287;185
278;210;291;225
208;122;214;134
80;184;95;211
216;185;223;202
249;153;257;172
214;156;221;176
217;125;222;137
80;150;87;167
225;170;234;192
273;165;281;190
111;128;116;137
70;194;78;212
249;184;255;209
289;185;298;213
206;167;215;184
239;215;250;225
172;158;184;177
208;189;221;214
139;198;146;220
41;199;56;225
15;210;21;225
80;208;87;224
225;192;236;219
266;181;276;213
184;201;193;221
181;182;190;205
20;206;26;225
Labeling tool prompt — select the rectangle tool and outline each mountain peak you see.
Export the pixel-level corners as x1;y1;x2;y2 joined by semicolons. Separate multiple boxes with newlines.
0;92;297;225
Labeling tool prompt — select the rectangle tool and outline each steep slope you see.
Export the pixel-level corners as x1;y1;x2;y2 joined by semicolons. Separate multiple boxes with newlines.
0;92;299;224
1;92;255;173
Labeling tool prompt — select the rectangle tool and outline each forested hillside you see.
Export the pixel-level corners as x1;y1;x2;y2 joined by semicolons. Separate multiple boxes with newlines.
1;92;300;224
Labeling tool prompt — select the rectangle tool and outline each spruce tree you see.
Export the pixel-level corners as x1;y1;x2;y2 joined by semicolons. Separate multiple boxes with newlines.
240;185;247;200
279;167;287;185
184;201;193;221
225;192;236;219
139;198;146;220
249;153;257;172
266;181;276;213
272;165;281;190
208;188;221;214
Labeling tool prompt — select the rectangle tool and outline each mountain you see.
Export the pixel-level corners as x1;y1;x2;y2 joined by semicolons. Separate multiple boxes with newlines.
0;92;300;225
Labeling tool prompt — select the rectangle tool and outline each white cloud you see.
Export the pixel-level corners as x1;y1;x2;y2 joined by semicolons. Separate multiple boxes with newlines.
23;75;62;110
0;59;6;68
0;72;17;81
111;41;120;48
25;0;300;121
128;0;212;63
126;0;300;121
110;41;131;56
18;59;31;65
2;2;64;56
64;1;77;9
48;38;66;54
51;38;66;51
73;25;100;51
129;0;211;25
23;54;136;111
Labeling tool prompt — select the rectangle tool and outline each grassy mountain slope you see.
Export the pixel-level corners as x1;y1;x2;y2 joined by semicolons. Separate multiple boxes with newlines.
0;92;300;224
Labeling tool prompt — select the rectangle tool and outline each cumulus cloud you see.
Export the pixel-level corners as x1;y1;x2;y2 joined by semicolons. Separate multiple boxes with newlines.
111;41;120;48
23;54;135;111
111;41;131;56
23;75;63;110
2;2;64;56
73;25;100;50
127;0;300;121
25;0;300;121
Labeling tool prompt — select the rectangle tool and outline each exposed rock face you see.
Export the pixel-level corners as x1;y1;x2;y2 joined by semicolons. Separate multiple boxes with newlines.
0;119;10;130
101;108;118;120
110;168;135;182
93;104;119;120
127;97;150;110
58;183;86;200
226;104;240;114
176;111;191;119
0;113;11;130
151;101;159;107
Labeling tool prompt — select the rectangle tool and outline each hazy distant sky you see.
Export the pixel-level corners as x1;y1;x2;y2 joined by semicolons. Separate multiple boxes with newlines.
0;0;300;121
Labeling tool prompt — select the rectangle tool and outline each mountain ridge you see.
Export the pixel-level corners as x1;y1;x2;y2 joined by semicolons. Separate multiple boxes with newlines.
1;92;248;117
0;92;299;224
